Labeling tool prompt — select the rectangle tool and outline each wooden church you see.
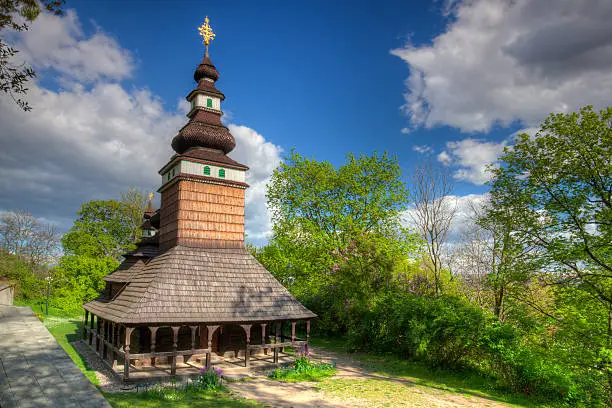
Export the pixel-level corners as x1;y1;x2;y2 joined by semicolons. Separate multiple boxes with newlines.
83;18;315;381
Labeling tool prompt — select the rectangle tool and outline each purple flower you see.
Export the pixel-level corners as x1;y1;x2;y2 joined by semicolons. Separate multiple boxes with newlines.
214;367;223;376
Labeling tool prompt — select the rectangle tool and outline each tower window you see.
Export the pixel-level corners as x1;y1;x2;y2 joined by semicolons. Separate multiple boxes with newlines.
203;166;211;176
219;168;226;178
206;98;213;108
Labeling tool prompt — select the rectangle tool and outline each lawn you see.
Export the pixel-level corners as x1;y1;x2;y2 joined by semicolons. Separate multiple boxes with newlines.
104;389;263;408
310;336;555;407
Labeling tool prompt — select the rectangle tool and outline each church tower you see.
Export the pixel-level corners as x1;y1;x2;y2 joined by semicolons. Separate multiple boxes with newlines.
83;18;315;382
158;17;248;251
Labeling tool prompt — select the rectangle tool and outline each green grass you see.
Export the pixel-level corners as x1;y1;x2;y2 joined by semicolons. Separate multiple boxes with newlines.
310;336;556;407
12;299;264;407
104;388;263;408
269;363;337;382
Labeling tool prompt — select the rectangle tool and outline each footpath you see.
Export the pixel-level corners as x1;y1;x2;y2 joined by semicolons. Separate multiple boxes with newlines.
0;306;110;408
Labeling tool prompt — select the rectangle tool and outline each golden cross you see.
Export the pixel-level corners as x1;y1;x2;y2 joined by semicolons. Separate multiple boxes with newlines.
198;16;216;47
148;192;154;201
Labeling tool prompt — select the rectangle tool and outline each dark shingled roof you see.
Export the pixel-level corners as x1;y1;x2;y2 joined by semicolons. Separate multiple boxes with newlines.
85;246;316;324
160;148;249;173
172;121;236;154
194;54;219;82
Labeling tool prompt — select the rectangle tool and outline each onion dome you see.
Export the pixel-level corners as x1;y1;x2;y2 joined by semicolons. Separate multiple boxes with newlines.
172;122;235;154
194;54;219;82
172;17;236;155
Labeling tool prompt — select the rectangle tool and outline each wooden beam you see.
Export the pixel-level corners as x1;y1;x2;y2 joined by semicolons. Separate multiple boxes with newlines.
274;322;279;365
88;313;94;345
149;326;158;366
110;323;117;369
240;324;252;368
128;348;210;359
124;326;133;382
83;311;88;340
170;326;180;375
190;325;198;351
261;323;267;355
291;321;296;345
206;325;219;368
306;320;311;352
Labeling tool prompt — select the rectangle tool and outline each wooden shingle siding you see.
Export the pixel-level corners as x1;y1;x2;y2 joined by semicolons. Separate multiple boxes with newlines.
159;179;245;251
84;246;317;324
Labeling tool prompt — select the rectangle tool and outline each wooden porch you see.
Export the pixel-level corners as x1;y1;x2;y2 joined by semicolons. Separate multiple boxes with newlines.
82;310;311;382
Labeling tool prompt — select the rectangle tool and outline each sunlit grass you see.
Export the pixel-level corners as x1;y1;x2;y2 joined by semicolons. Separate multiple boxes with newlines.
104;388;263;408
310;336;555;407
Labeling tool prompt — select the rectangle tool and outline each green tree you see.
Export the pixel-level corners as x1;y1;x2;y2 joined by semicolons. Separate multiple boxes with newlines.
1;0;64;111
489;105;612;397
56;188;147;308
54;254;117;308
62;199;138;260
473;198;539;321
120;186;149;241
262;151;419;333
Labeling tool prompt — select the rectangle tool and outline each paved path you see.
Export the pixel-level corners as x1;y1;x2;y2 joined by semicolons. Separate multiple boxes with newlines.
0;306;110;408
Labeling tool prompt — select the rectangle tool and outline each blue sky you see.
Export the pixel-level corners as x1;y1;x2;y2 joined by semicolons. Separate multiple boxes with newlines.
1;0;610;243
67;0;462;176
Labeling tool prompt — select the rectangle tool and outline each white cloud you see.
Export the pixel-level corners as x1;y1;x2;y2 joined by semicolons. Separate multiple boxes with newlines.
412;145;433;154
438;139;506;184
402;193;489;245
11;10;133;82
400;127;411;134
437;150;452;166
229;125;283;241
392;0;612;132
0;9;282;244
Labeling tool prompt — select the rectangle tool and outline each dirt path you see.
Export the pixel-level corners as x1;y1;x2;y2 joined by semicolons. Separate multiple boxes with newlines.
227;347;517;408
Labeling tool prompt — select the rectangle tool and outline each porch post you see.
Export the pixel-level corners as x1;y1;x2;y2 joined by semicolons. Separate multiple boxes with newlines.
291;321;296;346
101;320;107;358
95;316;101;354
171;326;180;375
260;323;267;355
89;314;94;345
306;320;311;352
279;321;284;352
190;326;198;351
83;311;89;340
240;324;252;368
274;322;279;365
149;326;158;366
206;325;219;367
123;326;133;381
110;323;117;368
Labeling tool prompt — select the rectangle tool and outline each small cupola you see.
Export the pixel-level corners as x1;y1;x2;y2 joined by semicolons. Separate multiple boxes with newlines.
141;193;157;238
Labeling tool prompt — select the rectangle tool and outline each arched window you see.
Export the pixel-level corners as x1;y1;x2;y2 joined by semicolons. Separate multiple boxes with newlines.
203;166;211;176
206;98;213;108
219;168;226;178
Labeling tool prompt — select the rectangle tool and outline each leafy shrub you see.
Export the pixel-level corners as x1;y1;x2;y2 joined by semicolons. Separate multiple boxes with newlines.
478;321;602;406
347;292;486;367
